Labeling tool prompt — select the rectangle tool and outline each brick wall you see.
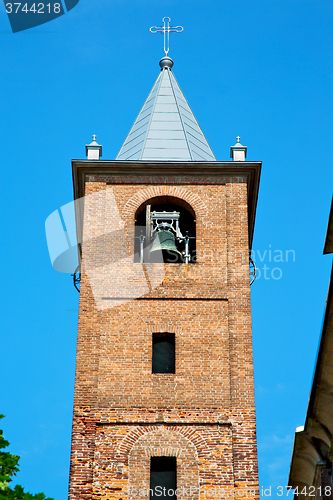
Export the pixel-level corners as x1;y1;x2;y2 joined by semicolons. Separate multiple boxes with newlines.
69;174;259;500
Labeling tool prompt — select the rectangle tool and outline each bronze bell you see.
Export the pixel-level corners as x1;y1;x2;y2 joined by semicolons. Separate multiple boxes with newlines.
149;230;182;263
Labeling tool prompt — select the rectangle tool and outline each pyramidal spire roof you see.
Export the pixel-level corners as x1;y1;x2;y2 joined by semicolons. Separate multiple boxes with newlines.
116;56;216;162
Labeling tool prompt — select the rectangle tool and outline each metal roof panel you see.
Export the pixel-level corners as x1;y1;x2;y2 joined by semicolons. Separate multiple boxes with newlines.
116;62;216;162
149;121;183;131
146;130;186;140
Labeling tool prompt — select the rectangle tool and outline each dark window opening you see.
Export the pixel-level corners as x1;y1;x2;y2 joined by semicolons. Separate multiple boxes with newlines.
152;333;175;374
134;198;196;264
150;456;177;499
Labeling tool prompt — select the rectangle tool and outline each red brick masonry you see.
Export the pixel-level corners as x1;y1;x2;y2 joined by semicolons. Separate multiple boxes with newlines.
69;172;259;500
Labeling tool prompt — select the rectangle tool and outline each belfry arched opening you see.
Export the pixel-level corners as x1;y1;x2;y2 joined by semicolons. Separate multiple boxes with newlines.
135;196;196;263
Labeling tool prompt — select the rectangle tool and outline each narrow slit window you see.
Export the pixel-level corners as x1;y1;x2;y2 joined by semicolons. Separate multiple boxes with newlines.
152;333;175;374
150;456;177;499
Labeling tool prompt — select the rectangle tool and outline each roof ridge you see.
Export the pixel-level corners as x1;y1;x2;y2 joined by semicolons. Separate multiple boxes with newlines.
169;72;216;161
116;71;162;160
167;68;193;161
139;70;164;158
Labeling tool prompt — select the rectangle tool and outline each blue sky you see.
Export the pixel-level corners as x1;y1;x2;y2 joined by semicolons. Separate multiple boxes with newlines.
1;0;332;498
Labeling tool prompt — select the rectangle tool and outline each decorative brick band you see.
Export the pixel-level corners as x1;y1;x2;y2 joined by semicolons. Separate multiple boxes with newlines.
123;186;207;220
146;323;183;336
144;446;183;458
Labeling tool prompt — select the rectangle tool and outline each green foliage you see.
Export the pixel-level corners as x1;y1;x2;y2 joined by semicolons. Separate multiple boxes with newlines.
0;416;53;500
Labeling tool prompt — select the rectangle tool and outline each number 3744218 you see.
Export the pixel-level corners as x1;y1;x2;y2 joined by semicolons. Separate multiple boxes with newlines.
5;3;61;13
276;486;333;497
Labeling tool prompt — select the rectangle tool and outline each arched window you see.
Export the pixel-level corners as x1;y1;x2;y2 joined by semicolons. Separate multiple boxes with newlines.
135;196;196;263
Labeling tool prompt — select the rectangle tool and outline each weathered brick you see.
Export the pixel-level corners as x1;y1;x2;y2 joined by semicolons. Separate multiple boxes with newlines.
69;166;260;500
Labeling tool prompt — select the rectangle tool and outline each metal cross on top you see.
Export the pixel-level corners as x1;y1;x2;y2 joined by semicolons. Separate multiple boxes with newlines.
150;17;183;56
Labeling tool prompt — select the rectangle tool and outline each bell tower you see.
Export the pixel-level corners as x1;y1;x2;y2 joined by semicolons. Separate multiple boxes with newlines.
69;23;261;500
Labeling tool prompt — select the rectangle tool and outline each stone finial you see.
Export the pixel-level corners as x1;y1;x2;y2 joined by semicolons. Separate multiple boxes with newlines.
230;136;247;161
86;134;102;160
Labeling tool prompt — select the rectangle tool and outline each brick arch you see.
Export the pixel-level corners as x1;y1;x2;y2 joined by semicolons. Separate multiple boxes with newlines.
116;425;207;463
127;427;200;500
122;186;207;220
